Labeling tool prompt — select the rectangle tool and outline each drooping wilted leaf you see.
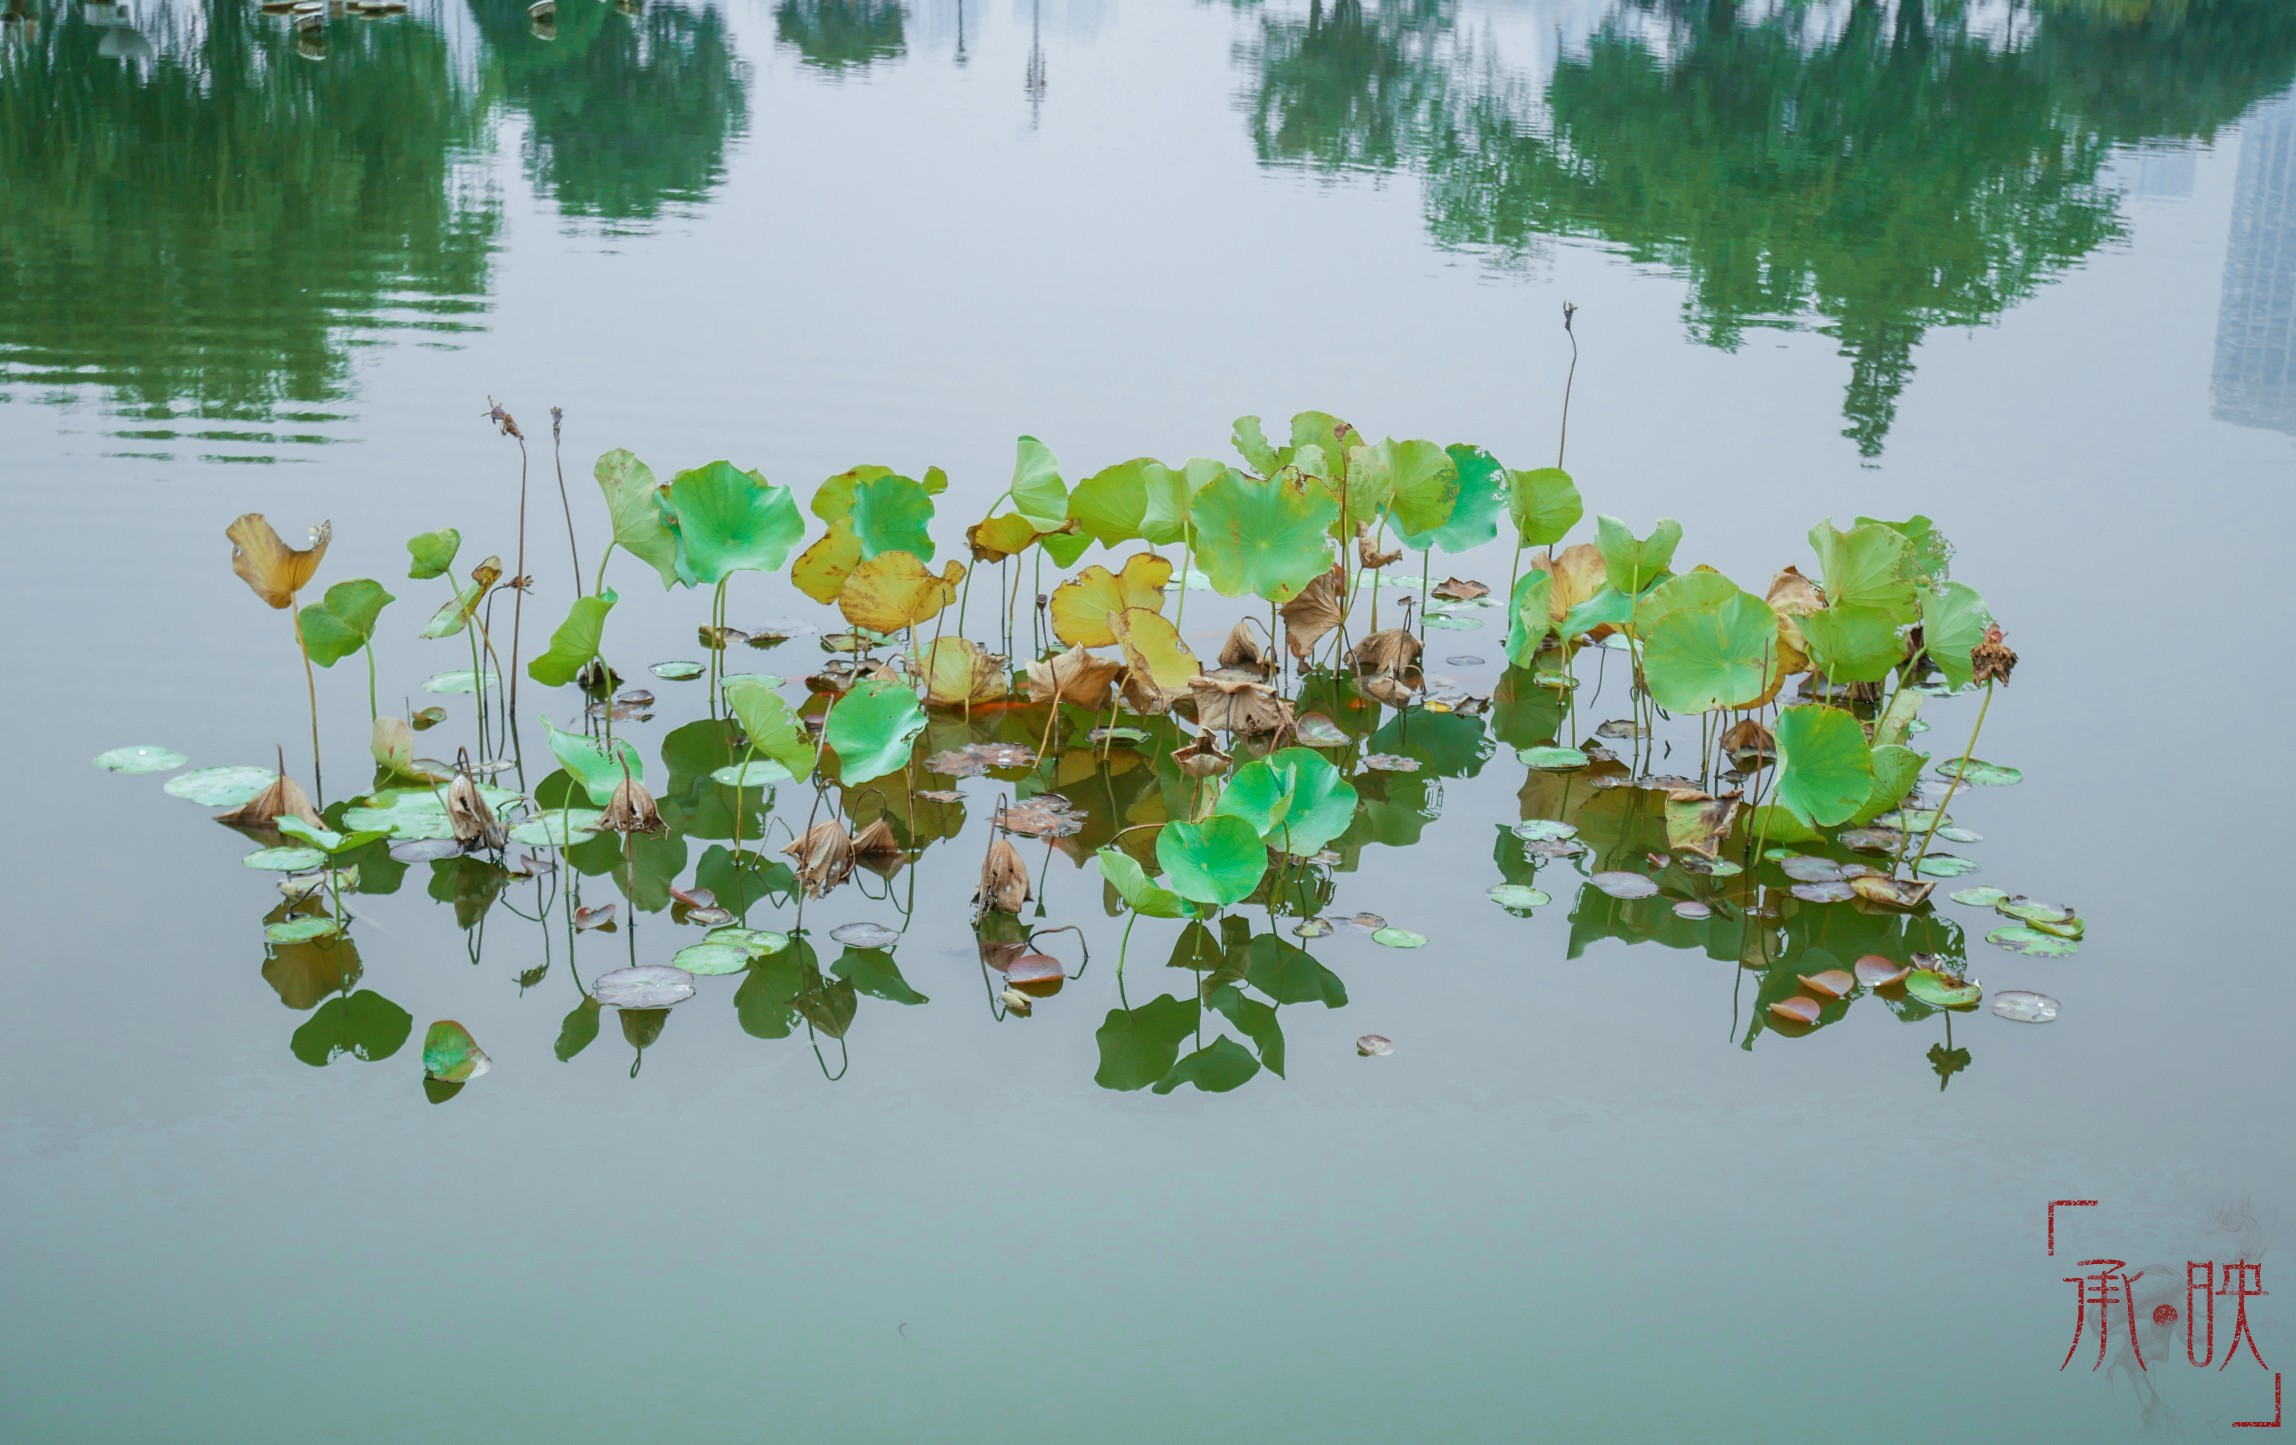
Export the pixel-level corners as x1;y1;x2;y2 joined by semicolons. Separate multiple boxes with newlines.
593;450;683;589
1050;552;1172;648
227;513;330;608
837;552;963;634
528;589;617;688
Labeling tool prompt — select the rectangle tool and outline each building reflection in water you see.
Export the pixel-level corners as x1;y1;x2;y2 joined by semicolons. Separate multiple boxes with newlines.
2213;88;2296;437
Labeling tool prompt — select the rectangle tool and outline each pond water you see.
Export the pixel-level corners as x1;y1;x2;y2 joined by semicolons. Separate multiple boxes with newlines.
6;2;2295;1440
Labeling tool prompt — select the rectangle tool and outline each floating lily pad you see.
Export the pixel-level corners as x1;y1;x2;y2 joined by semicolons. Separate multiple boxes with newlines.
1591;871;1659;900
1422;612;1481;631
165;765;277;806
1371;927;1427;949
265;916;341;944
595;965;697;1008
1996;895;2075;925
1936;825;1983;844
1949;886;2009;907
245;846;326;872
1782;872;1850;904
1356;1034;1394;1056
1340;912;1387;932
1518;745;1589;771
650;660;707;681
1905;968;1983;1009
1672;900;1712;920
1838;827;1906;853
1292;917;1334;939
669;942;752;977
710;760;791;789
829;921;900;950
1593;719;1646;741
1090;727;1150;745
1675;855;1742;878
705;926;789;955
95;745;186;774
925;743;1037;777
1293;713;1352;747
1444;655;1486;667
1511;819;1579;842
422;1020;490;1082
1777;855;1843;883
1986;926;2079;958
508;809;605;849
1914;853;1979;879
1936;757;2021;786
1855;955;1912;988
389;838;463;863
1769;997;1821;1025
1991;990;2061;1023
1521;836;1587;860
1489;884;1551;912
423;669;499;695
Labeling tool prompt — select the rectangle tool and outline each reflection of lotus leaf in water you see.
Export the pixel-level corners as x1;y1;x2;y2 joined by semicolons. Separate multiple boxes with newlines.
595;965;697;1008
422;1020;490;1082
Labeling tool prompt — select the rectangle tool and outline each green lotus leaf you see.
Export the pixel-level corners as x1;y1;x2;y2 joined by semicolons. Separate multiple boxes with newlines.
1920;582;1992;691
290;990;413;1066
555;998;603;1061
298;579;394;667
1904;968;1983;1009
1095;846;1195;919
417;574;491;640
1743;803;1823;845
1638;576;1779;713
1560;586;1636;639
405;528;461;580
809;463;896;525
1095;994;1201;1092
95;745;185;774
1809;520;1918;624
1372;927;1427;949
824;676;927;786
670;942;753;978
1208;983;1285;1077
1798;604;1906;684
1152;1035;1262;1095
277;815;386;857
265;916;342;945
1518;744;1588;771
245;845;326;872
1068;457;1158;548
1040;528;1095;568
1488;884;1551;912
1508;466;1583;549
1386;443;1500;553
1595;514;1682;596
543;718;643;806
723;676;818;782
508;809;604;849
667;461;805;585
832;948;929;1005
1155;815;1270;907
1503;571;1556;667
1988;925;2079;958
528;588;617;688
1009;435;1070;531
423;668;497;696
1857;513;1951;586
1937;757;2021;786
1288;411;1355;481
1214;747;1359;856
1232;415;1279;473
1848;743;1926;826
1773;704;1875;829
593;450;682;589
1914;853;1981;879
710;760;790;789
849;473;937;562
422;1019;490;1082
1351;437;1458;538
1190;467;1340;603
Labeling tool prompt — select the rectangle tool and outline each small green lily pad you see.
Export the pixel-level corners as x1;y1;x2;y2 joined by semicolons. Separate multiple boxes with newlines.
710;760;792;789
1511;819;1578;842
1371;927;1427;948
670;942;753;977
94;745;186;774
244;846;326;872
1936;757;2020;786
1904;968;1983;1009
1518;745;1589;771
1422;612;1481;630
1949;886;2009;907
651;660;707;681
1591;871;1659;900
1987;925;2080;957
1293;917;1334;938
1914;853;1980;878
423;669;499;695
265;916;342;944
1487;884;1550;912
1995;895;2075;925
706;926;790;956
1936;826;1983;843
508;809;604;848
164;765;277;806
1293;714;1351;747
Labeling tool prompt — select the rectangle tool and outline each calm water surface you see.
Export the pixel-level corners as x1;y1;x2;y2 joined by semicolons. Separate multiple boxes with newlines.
5;1;2295;1440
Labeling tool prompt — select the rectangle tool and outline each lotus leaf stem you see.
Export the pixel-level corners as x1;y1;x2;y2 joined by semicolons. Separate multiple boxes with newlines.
1912;679;1993;872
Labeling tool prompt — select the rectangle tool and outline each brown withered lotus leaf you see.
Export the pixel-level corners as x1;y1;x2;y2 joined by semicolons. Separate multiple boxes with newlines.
446;770;507;850
1533;543;1607;624
1026;645;1124;710
1354;520;1402;571
974;837;1033;915
600;775;666;835
1348;627;1422;680
226;514;331;608
1764;564;1823;676
1218;620;1272;675
1971;622;2018;687
995;795;1083;839
851;818;901;859
1120;670;1174;716
1664;787;1743;859
1173;730;1233;779
1187;674;1291;735
1720;718;1776;769
925;743;1038;778
1358;673;1415;709
1279;566;1347;662
918;789;963;804
1848;874;1936;910
783;819;856;897
220;749;324;831
1432;577;1489;602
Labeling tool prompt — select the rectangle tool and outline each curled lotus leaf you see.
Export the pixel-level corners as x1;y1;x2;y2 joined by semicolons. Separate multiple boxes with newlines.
965;512;1053;564
1849;874;1936;909
298;579;395;667
1112;607;1201;703
1854;955;1912;988
1349;437;1459;538
823;677;927;786
1770;996;1823;1026
1504;570;1554;667
837;551;964;634
1155;815;1269;908
1051;552;1172;648
919;637;1009;708
543;718;643;807
1534;543;1608;625
1189;467;1341;603
723;676;818;782
1594;514;1681;596
667;461;805;584
594;964;697;1009
1921;582;1992;691
1095;847;1194;919
1008;435;1070;532
593;450;681;588
227;513;330;608
1808;520;1919;625
405;527;462;581
95;745;185;774
1904;968;1983;1009
1798;969;1855;999
1507;465;1583;550
1214;747;1359;856
1027;646;1124;709
1996;895;2077;926
792;516;864;604
1071;457;1208;549
421;1020;490;1082
528;589;616;689
1398;445;1505;554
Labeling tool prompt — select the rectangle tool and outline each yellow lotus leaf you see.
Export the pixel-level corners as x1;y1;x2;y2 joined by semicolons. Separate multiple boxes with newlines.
1533;542;1606;624
1112;606;1201;701
1025;644;1123;709
838;551;963;633
920;637;1010;708
1049;552;1172;648
793;516;863;604
227;513;331;608
966;513;1075;564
